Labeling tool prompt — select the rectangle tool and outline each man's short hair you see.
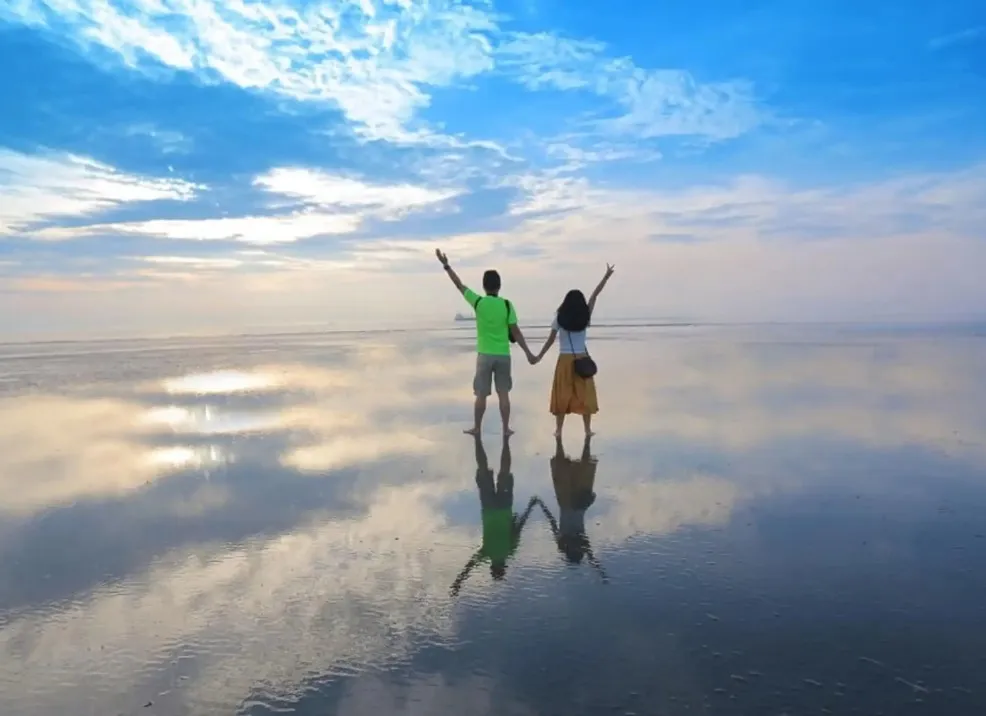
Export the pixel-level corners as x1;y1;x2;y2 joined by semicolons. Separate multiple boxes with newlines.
482;270;501;294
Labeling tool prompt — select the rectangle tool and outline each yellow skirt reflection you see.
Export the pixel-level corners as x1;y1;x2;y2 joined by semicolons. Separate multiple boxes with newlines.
537;435;607;581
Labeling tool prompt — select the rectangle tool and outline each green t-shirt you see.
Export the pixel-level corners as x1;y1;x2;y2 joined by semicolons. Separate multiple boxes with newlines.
463;287;518;356
480;507;515;562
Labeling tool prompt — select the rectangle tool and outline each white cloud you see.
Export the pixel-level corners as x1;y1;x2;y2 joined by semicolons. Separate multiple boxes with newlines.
503;173;596;216
5;162;985;330
3;1;761;149
125;124;193;154
604;69;760;141
23;166;456;243
29;167;461;243
543;139;661;171
42;211;362;244
84;0;196;68
496;32;606;91
502;161;986;242
4;0;499;145
496;32;762;141
0;0;46;25
136;255;244;269
255;167;460;217
0;149;199;235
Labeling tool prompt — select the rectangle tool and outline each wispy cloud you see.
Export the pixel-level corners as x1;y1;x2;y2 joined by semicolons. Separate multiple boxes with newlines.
5;0;499;145
497;32;762;141
0;149;198;235
542;139;662;172
648;233;705;244
124;124;193;154
36;212;360;244
929;26;985;50
513;163;986;246
4;275;142;292
20;165;459;244
255;167;460;217
4;0;762;150
136;255;245;269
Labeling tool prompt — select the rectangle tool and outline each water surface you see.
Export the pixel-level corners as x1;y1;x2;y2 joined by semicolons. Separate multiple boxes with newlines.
1;325;985;715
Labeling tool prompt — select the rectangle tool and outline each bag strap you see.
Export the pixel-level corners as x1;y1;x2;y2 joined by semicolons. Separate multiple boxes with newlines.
565;323;589;356
476;295;512;325
475;295;514;343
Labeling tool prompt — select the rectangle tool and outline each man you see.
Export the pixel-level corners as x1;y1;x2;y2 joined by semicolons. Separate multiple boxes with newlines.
450;434;538;596
436;248;535;436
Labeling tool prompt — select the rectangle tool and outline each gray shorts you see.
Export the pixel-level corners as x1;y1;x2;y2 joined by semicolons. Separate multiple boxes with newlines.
474;353;512;396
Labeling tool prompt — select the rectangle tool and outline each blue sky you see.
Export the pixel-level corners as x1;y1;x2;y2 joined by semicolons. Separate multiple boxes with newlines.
1;0;984;336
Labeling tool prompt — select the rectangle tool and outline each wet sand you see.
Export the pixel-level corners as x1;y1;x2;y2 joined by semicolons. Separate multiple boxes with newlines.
0;324;984;715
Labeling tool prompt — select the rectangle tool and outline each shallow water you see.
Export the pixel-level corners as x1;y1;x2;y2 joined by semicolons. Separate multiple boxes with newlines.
1;324;985;715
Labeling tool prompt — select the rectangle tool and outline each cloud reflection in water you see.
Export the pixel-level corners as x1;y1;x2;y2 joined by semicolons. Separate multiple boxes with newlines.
0;326;984;715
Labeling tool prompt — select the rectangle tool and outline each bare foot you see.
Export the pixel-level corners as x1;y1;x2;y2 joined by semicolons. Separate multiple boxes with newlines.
504;427;515;437
585;430;596;437
463;427;480;436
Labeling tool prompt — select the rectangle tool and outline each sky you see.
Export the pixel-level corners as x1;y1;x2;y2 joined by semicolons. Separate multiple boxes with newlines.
0;0;985;337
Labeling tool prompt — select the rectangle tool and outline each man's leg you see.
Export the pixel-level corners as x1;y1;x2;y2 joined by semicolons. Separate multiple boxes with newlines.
468;355;493;435
469;396;487;435
498;434;513;491
498;392;512;436
493;356;514;436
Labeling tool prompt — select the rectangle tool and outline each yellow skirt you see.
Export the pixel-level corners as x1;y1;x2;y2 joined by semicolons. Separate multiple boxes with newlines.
549;354;599;416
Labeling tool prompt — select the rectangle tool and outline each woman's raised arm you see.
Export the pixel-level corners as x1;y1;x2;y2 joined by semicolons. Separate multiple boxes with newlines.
587;263;615;315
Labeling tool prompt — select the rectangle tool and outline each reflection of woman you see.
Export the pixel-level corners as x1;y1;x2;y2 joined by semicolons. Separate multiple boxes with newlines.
537;435;607;581
533;264;614;437
450;435;538;596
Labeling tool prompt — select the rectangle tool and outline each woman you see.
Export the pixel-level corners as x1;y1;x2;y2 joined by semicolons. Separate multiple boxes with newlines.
534;264;614;437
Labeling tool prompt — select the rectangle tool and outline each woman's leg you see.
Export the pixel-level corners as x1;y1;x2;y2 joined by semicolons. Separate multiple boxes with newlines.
554;413;565;437
580;375;598;437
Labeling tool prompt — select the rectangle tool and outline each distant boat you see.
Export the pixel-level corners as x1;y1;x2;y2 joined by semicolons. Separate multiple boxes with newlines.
454;313;475;322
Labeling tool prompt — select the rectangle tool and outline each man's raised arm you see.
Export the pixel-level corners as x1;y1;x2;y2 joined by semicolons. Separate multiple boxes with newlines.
435;248;466;294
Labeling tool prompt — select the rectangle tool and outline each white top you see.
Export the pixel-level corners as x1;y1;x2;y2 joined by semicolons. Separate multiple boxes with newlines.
559;507;586;536
552;317;588;355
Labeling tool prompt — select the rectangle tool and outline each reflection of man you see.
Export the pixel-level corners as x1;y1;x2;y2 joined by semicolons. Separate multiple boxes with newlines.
450;435;537;595
435;248;536;436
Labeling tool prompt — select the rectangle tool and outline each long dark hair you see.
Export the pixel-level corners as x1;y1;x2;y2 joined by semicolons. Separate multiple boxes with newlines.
557;289;590;332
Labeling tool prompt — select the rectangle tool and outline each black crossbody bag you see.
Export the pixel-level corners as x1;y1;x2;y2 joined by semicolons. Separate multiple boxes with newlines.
568;329;597;378
473;296;517;343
